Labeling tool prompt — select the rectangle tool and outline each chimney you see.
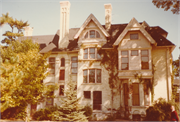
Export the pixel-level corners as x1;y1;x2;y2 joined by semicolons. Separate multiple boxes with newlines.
59;1;70;49
104;4;112;31
24;26;33;36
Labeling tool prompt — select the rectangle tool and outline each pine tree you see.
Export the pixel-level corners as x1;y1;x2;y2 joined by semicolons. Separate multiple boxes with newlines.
51;81;88;121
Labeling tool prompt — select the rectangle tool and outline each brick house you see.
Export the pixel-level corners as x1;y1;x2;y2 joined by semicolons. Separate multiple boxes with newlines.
20;1;175;120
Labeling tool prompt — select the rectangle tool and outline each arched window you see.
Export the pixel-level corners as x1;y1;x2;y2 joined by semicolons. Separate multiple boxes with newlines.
61;58;65;67
84;30;101;38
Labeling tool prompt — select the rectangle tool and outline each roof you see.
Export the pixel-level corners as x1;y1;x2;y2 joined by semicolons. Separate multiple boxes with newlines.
20;18;175;53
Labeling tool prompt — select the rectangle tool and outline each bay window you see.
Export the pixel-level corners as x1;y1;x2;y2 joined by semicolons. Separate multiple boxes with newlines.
83;48;101;60
83;69;101;83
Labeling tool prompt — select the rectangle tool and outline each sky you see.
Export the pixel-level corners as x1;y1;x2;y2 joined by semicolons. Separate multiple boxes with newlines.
0;0;179;60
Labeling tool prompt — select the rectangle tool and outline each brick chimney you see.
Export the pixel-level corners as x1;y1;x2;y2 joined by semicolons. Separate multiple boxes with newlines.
24;26;33;36
59;1;70;49
104;4;112;31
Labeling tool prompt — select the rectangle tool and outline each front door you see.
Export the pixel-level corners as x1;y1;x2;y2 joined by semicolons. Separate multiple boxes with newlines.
93;91;102;110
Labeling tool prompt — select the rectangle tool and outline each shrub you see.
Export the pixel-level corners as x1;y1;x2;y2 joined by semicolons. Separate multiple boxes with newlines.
145;98;172;121
32;105;58;120
81;105;93;120
105;115;116;121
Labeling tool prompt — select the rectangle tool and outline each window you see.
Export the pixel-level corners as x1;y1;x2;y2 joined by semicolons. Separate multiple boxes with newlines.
130;33;138;40
121;51;129;70
49;57;55;74
131;50;138;56
141;50;149;69
46;98;53;106
71;57;78;74
84;30;101;38
132;83;140;106
84;91;91;99
123;83;128;106
59;85;64;96
83;48;101;60
83;69;101;83
59;69;65;80
93;91;102;110
83;70;88;83
61;58;65;67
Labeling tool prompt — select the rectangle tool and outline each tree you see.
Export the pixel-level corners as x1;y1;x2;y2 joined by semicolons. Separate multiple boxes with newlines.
51;81;87;121
152;0;180;14
0;13;29;44
0;13;51;120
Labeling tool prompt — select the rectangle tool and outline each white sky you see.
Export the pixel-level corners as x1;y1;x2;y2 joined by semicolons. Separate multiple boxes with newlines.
0;0;179;60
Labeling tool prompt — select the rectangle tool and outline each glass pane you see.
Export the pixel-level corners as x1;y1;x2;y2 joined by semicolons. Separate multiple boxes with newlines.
72;62;77;67
84;49;88;53
142;57;148;62
131;50;138;56
89;69;95;83
90;54;95;59
96;31;100;38
122;63;128;70
121;51;128;56
141;50;148;56
72;57;78;61
90;69;95;75
122;57;128;63
90;30;95;38
90;48;95;53
84;32;88;38
97;70;101;76
83;70;87;76
130;33;138;40
84;54;88;59
71;68;77;74
61;58;65;67
83;76;87;83
141;62;149;69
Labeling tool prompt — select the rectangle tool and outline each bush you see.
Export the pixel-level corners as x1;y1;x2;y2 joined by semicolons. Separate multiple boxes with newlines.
81;105;93;120
32;105;58;120
145;98;172;121
105;115;116;121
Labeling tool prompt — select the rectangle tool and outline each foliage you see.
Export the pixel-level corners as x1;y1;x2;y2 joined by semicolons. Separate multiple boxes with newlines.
32;106;59;121
173;59;179;77
152;0;180;14
81;105;93;120
0;13;29;44
105;114;116;121
145;98;172;121
51;81;88;121
0;39;50;119
98;48;121;115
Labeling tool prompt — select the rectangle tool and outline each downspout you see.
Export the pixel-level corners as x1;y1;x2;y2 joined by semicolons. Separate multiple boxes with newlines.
166;47;170;101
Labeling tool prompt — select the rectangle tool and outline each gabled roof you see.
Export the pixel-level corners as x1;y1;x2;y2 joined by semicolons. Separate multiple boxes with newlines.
113;17;156;46
74;14;110;39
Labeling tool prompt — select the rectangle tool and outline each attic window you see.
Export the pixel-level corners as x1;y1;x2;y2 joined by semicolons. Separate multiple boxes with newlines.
84;30;101;38
130;33;138;40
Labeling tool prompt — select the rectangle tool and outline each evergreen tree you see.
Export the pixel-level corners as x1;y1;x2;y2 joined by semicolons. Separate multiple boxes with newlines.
51;81;87;121
0;13;29;44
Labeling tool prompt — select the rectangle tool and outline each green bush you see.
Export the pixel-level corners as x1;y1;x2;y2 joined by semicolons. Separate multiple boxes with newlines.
32;105;58;120
105;115;116;121
145;98;172;121
81;105;93;120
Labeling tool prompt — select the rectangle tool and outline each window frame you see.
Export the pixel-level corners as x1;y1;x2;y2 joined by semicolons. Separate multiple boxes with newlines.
121;51;129;70
59;85;64;96
130;33;138;40
59;69;65;80
141;50;149;70
49;57;55;75
71;56;78;74
131;50;138;56
93;91;102;110
84;30;101;39
83;69;101;83
83;48;101;60
84;91;91;99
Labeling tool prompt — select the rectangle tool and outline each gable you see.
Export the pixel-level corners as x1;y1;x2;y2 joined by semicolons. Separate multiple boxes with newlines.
113;18;156;47
118;31;152;50
74;14;110;39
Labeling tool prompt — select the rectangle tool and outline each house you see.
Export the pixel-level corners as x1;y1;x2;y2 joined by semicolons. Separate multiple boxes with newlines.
20;1;175;120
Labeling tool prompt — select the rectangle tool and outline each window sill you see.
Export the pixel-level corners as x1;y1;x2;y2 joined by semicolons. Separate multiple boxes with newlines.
82;83;102;85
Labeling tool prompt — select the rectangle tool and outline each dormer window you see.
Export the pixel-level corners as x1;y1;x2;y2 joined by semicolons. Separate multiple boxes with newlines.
130;33;138;40
84;30;100;38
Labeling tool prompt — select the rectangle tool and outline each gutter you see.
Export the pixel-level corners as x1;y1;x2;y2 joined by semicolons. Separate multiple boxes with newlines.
166;47;170;101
